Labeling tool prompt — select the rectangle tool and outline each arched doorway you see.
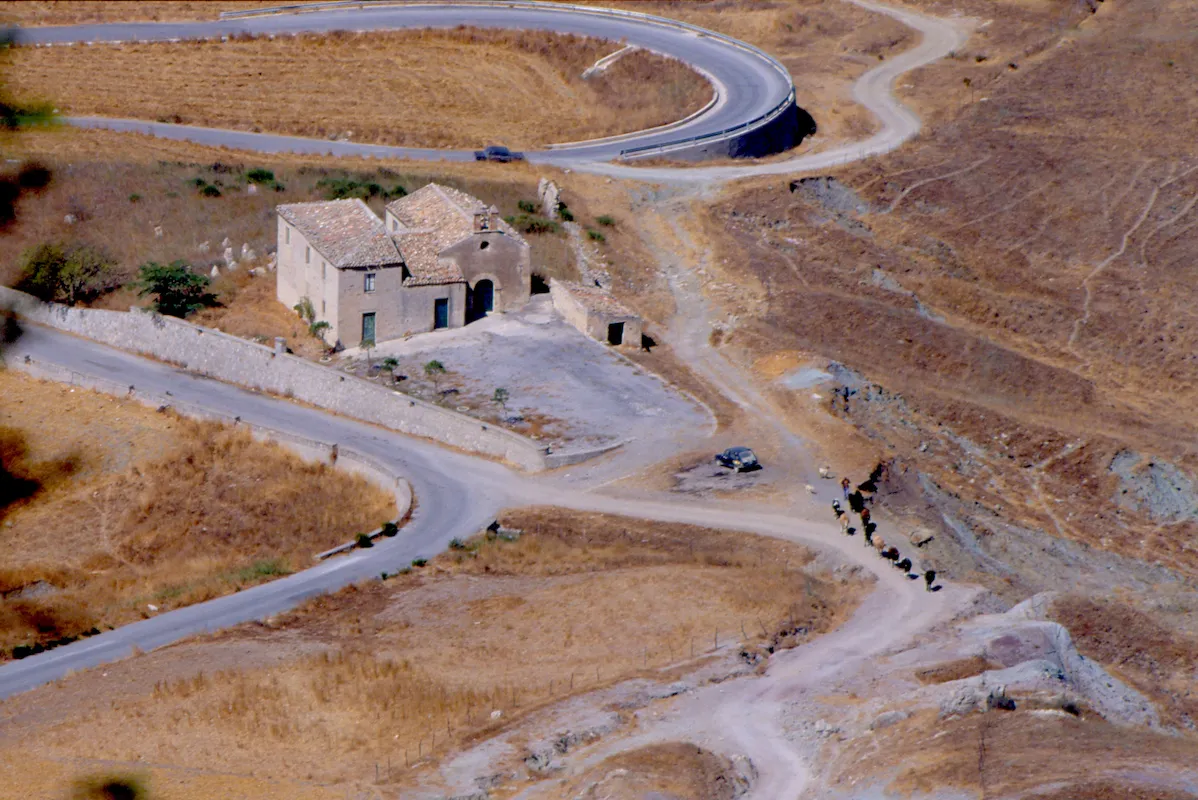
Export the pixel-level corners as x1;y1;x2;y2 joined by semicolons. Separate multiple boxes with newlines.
467;279;495;323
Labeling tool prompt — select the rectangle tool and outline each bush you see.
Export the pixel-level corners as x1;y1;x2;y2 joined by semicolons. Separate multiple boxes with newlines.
16;241;119;305
411;557;428;568
586;229;606;243
316;176;405;201
356;533;374;549
596;215;615;226
559;207;574;222
449;537;466;550
517;199;537;214
128;193;141;203
381;521;399;537
136;260;219;318
200;184;222;198
246;167;275;184
507;214;559;235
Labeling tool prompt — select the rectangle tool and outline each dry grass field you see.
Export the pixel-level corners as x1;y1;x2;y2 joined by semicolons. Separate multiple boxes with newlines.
8;27;711;149
0;1;279;24
0;507;866;796
0;370;395;655
683;0;1198;591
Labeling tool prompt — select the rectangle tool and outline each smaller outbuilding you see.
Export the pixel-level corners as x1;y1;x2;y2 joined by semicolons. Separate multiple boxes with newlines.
550;279;642;349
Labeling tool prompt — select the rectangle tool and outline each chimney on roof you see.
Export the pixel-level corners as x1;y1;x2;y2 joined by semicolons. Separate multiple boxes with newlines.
474;205;498;233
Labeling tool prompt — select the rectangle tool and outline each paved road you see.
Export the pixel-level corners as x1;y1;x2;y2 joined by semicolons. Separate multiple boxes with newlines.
16;2;792;163
579;0;971;181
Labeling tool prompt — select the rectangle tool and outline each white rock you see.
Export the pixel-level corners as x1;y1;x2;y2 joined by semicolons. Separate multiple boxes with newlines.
221;236;231;249
147;604;158;612
805;484;816;494
63;213;77;224
490;710;503;720
153;226;163;238
197;240;210;254
247;183;259;195
223;246;235;266
210;266;220;278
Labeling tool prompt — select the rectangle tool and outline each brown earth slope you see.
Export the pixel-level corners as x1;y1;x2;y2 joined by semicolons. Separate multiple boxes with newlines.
695;0;1198;594
0;371;395;654
7;28;710;150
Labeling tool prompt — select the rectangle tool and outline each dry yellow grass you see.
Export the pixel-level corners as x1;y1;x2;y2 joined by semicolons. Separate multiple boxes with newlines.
8;27;710;149
0;370;395;654
0;507;866;793
0;1;277;25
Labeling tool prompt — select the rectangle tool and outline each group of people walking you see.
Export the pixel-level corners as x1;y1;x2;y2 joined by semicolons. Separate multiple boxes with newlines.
833;477;936;592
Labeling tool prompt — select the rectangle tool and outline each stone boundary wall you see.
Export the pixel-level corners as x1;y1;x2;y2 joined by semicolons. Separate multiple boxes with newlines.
9;357;414;557
0;286;547;471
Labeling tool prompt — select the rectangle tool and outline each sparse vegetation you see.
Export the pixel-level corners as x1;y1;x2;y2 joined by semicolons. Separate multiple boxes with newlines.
355;533;374;549
423;359;447;394
586;228;606;243
5;27;712;149
505;213;559;235
596;214;615;226
315;175;406;201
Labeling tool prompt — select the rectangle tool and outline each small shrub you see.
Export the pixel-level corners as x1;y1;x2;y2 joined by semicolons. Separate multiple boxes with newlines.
411;557;427;568
596;214;615;226
356;533;374;549
190;177;206;187
508;214;559;235
587;229;606;243
517;199;537;214
128;193;141;203
200;185;222;198
381;521;399;537
398;566;412;575
272;181;286;192
449;537;466;550
559;207;574;222
246;167;275;184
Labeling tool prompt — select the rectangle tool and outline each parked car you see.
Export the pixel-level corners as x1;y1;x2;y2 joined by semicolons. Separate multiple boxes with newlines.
715;446;760;471
474;145;524;163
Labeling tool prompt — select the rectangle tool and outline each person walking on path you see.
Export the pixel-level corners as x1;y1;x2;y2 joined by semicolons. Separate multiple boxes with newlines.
841;477;851;499
924;569;937;592
860;507;871;525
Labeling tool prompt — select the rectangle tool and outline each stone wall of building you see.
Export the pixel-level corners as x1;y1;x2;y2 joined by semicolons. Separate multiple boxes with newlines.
0;286;547;471
440;231;530;314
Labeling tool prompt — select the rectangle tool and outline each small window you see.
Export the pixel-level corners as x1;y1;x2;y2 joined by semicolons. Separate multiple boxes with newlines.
322;262;326;280
321;300;326;314
364;273;376;293
305;246;310;264
285;226;290;244
391;219;397;231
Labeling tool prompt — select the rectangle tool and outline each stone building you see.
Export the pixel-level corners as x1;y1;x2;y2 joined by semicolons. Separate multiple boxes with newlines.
550;279;643;349
276;184;531;348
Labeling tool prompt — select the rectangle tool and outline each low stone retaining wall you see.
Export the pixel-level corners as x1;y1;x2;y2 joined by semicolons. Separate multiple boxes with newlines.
10;357;414;556
1;286;547;471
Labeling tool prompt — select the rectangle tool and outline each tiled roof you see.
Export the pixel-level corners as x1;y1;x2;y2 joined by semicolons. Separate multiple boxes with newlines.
385;183;529;250
392;231;464;287
554;280;639;318
277;199;403;269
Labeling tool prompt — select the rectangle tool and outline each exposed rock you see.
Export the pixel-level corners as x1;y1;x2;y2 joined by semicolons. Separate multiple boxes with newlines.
538;177;562;219
221;236;231;249
223;246;236;266
1109;450;1198;523
197;240;210;254
210;266;220;279
241;243;256;261
63;213;77;225
247;183;259;195
789;176;871;215
153;225;163;238
1;580;58;601
870;709;910;730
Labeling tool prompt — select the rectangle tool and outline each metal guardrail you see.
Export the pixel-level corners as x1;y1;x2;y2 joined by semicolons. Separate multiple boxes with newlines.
217;0;796;160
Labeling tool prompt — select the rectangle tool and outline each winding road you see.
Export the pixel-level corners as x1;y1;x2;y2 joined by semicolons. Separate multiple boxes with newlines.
1;2;975;797
12;0;967;173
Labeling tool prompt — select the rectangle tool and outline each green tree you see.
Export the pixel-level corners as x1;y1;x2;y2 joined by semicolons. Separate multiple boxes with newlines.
136;260;219;318
309;320;331;339
424;359;447;395
382;356;400;383
16;242;117;305
293;296;315;324
360;337;376;371
492;387;509;415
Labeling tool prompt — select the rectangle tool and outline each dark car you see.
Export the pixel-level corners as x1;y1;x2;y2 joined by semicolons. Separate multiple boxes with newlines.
715;446;760;471
474;145;524;163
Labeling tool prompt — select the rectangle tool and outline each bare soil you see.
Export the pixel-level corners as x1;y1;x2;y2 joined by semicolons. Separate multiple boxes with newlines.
0;371;395;654
687;0;1198;593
